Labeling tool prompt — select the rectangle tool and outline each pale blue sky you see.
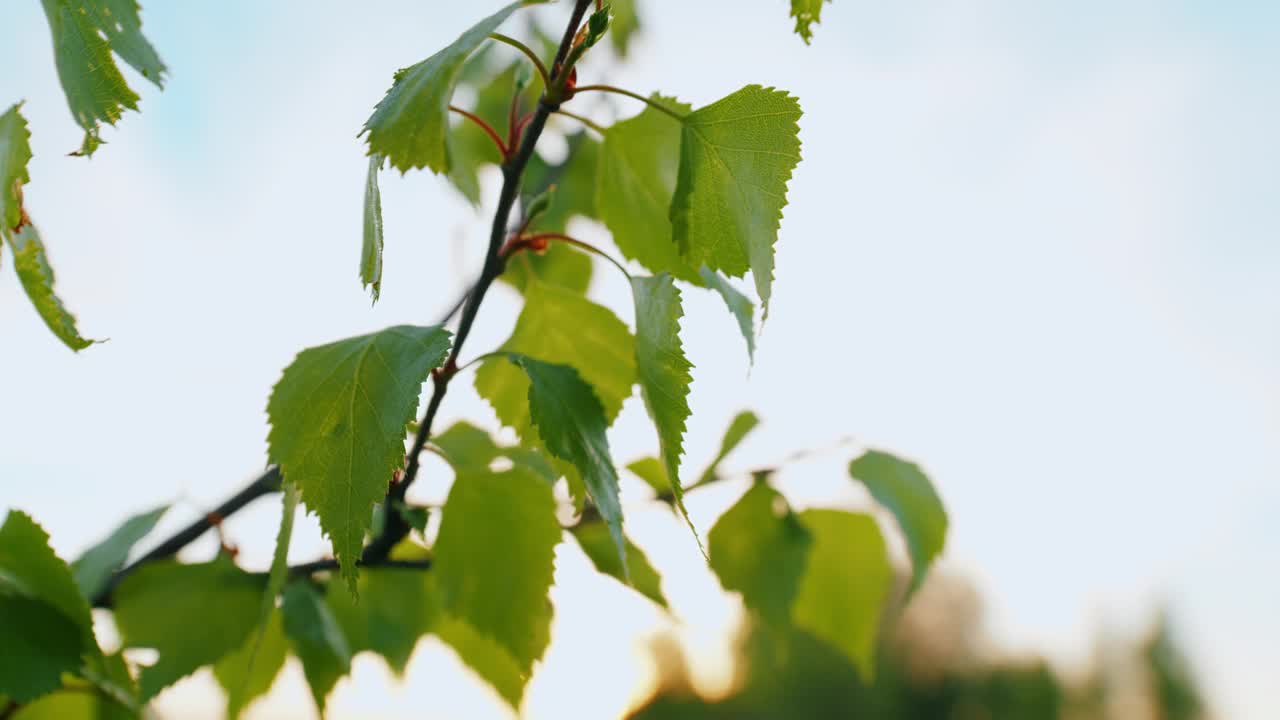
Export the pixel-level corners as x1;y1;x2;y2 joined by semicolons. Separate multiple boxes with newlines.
1;1;1277;718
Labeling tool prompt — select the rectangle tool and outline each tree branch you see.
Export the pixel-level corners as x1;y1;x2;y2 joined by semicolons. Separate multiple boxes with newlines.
361;0;596;563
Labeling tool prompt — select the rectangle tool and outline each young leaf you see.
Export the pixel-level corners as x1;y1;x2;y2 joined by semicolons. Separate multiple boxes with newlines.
670;85;803;317
113;556;263;700
0;104;32;233
7;225;97;351
266;324;452;592
502;243;594;295
698;267;756;364
434;467;559;683
39;0;166;156
213;611;288;719
282;581;352;712
631;274;699;546
475;280;635;433
0;594;83;703
363;1;541;173
696;411;761;485
790;0;833;44
707;482;811;624
792;510;892;680
849;450;948;593
596;97;700;281
626;456;669;497
571;525;668;608
507;354;627;570
361;153;385;302
608;0;642;56
71;504;167;600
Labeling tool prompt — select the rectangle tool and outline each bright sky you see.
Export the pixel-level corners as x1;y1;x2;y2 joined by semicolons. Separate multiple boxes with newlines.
1;1;1277;719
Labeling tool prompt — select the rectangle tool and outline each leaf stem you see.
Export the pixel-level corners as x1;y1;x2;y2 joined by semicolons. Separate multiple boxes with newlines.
509;232;632;279
448;104;507;157
552;108;606;135
487;32;551;88
572;84;687;120
362;0;598;564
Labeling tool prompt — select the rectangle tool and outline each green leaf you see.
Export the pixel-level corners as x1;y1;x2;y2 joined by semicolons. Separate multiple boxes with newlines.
596;97;700;281
502;243;594;295
0;104;32;233
849;450;948;593
323;540;434;676
475;280;635;432
698;267;756;364
432;421;558;482
670;85;803;317
71;505;167;600
631;274;699;547
363;1;539;173
39;0;166;156
525;134;600;235
434;467;559;686
507;354;627;570
708;482;811;624
626;456;669;497
114;556;263;700
7;224;97;351
697;411;761;485
432;607;527;709
447;61;541;204
361;153;385;302
0;594;83;703
608;0;642;56
213;611;288;719
0;511;96;654
266;324;452;592
282;581;351;712
572;524;668;608
792;510;892;679
790;0;832;44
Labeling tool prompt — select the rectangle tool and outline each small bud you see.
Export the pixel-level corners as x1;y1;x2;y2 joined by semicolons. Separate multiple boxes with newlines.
525;184;557;225
584;5;612;49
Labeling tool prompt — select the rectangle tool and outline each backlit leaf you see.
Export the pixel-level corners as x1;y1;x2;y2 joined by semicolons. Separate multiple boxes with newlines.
114;556;262;700
849;449;948;593
572;525;668;608
475;280;635;433
361;154;385;302
267;325;452;592
0;511;96;654
282;581;351;712
708;482;810;624
608;0;642;56
434;467;559;684
698;267;756;364
671;85;803;317
71;504;167;600
0;594;82;703
39;0;166;156
792;510;892;679
508;355;626;570
696;411;760;485
363;1;541;173
626;456;669;497
790;0;832;44
213;611;288;719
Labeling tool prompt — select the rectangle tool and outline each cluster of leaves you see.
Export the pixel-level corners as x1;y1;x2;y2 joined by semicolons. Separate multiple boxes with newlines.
1;1;951;718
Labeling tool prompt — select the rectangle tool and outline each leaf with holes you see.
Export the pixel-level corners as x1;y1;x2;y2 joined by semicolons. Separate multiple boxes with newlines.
267;325;452;593
671;85;803;317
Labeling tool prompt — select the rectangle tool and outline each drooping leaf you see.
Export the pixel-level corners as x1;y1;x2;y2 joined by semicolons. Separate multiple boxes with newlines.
39;0;166;156
71;504;167;600
696;411;761;485
0;594;82;703
114;556;263;700
596;97;700;281
698;267;756;364
282;581;351;712
475;280;635;433
0;104;32;233
708;482;811;624
7;225;97;351
790;0;832;44
361;153;385;302
266;324;452;592
0;511;96;653
626;456;669;497
849;450;948;593
507;354;627;570
791;510;892;679
670;85;803;317
434;467;559;686
572;524;668;608
363;1;541;173
631;274;699;546
213;611;288;719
